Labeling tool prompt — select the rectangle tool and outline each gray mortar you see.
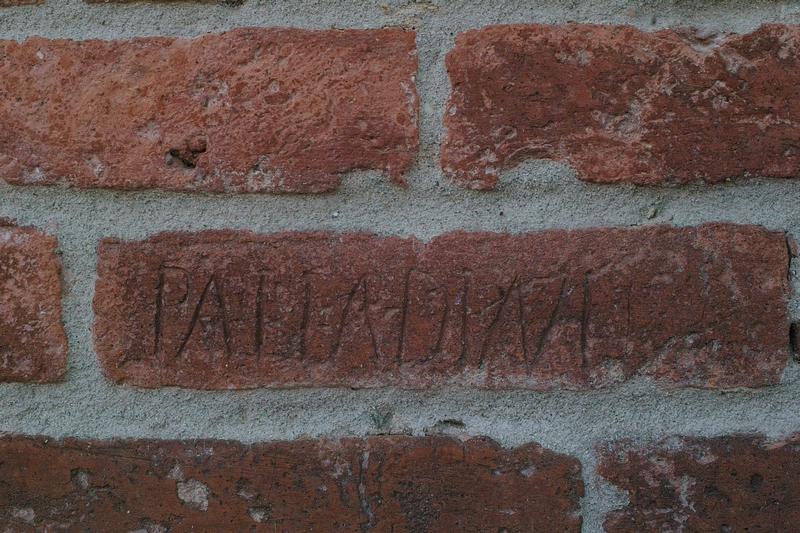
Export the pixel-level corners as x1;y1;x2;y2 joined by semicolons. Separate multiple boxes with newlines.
3;0;800;531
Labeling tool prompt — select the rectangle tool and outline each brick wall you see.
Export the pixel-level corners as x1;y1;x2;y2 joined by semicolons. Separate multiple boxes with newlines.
2;0;800;531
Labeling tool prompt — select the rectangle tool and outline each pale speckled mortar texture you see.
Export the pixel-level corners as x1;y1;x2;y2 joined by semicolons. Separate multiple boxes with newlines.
4;1;800;531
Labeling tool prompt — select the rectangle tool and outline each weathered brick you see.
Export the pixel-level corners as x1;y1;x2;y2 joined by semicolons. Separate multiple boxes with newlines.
0;28;417;193
93;223;789;389
85;0;236;4
597;434;800;533
0;225;66;382
0;435;583;532
442;24;800;189
0;0;43;6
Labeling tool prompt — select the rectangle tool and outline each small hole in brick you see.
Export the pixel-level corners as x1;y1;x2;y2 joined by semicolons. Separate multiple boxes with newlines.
166;137;207;169
168;149;196;169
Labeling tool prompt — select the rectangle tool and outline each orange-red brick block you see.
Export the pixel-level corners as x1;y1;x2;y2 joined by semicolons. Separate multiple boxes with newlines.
94;224;789;389
442;24;800;188
0;28;418;192
0;225;66;382
0;435;583;532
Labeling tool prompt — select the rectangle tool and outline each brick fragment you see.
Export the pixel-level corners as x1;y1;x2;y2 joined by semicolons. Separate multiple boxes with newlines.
85;0;237;4
0;27;418;193
93;223;789;389
442;24;800;189
0;435;583;532
0;226;66;382
597;434;800;533
0;0;43;6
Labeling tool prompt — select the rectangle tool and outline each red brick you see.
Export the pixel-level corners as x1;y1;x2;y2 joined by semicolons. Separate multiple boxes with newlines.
0;28;418;193
597;434;800;533
85;0;233;3
0;225;66;382
0;435;583;532
442;24;800;189
0;0;43;6
93;223;789;389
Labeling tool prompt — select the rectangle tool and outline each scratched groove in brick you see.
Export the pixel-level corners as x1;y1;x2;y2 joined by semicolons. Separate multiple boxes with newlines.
0;435;583;533
597;434;800;533
0;225;67;383
93;223;789;389
441;24;800;189
0;27;418;193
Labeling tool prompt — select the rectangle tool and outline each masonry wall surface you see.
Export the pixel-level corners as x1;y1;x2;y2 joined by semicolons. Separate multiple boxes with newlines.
4;0;800;531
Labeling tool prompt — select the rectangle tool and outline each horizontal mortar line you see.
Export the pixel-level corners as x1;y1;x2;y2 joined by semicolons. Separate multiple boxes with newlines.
0;11;798;41
2;377;800;437
3;183;800;228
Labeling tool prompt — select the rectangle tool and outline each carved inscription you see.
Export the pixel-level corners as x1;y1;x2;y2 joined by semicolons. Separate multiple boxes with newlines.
93;224;790;389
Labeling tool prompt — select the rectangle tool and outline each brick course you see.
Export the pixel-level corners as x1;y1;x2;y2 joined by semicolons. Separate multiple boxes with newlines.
442;24;800;189
0;225;66;382
0;28;418;192
0;435;583;532
94;223;789;389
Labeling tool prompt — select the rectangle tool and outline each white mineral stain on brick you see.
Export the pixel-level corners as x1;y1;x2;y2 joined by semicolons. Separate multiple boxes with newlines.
11;508;35;524
167;464;184;481
73;469;90;490
247;506;271;523
176;478;210;512
128;526;166;533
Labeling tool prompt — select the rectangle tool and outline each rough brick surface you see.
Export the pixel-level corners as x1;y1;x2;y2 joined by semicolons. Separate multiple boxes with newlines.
0;0;43;6
0;435;583;532
0;28;418;193
597;434;800;533
0;225;66;382
442;24;800;189
93;223;789;389
85;0;233;3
